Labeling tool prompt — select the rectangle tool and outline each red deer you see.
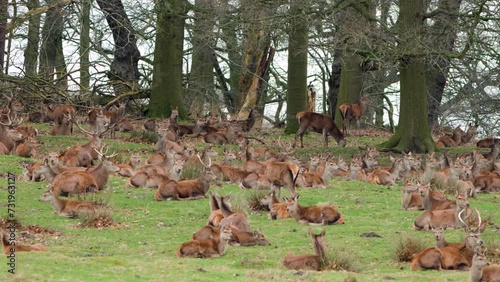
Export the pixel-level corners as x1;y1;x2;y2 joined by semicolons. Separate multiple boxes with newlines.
16;125;38;138
347;155;366;181
285;194;344;225
0;95;24;124
89;101;126;138
21;161;44;182
282;229;327;271
192;225;220;241
1;231;48;254
259;190;290;220
116;152;142;177
46;104;76;125
476;137;500;148
177;225;232;258
218;194;251;232
207;192;224;227
417;182;454;211
84;146;120;190
293;111;346;148
39;188;97;218
338;96;368;135
144;119;156;132
461;123;478;145
213;165;251;184
367;156;404;185
49;169;99;197
15;136;40;158
51;112;73;136
239;172;271;190
401;180;423;210
470;249;500;282
229;227;270;246
413;193;470;231
154;156;215;201
296;159;338;188
0;116;25;153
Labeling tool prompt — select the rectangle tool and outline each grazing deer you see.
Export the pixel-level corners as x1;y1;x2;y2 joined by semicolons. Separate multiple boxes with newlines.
470;249;500;282
154;156;215;201
218;194;251;232
413;193;470;231
285;194;344;226
338;96;368;135
367;156;404;185
229;227;270;246
401;180;423;210
259;190;290;220
296;159;338;188
177;225;232;258
1;231;48;254
40;188;97;218
293;111;346;148
15;136;40;158
282;229;327;271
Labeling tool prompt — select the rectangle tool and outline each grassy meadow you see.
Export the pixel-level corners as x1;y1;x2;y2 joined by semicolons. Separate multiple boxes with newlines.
0;124;498;282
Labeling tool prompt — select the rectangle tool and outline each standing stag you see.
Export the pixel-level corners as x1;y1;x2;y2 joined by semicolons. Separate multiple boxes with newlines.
282;229;327;271
293;111;346;148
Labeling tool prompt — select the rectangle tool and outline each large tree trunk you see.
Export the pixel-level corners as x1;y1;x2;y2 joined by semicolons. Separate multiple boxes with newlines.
334;53;363;129
80;0;91;94
186;0;216;115
285;0;308;134
327;54;342;117
426;0;463;129
382;0;434;153
38;0;63;83
0;0;8;73
96;0;140;98
24;0;41;77
149;0;189;118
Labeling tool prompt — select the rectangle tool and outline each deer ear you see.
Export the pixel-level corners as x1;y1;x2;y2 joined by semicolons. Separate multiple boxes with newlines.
442;224;447;230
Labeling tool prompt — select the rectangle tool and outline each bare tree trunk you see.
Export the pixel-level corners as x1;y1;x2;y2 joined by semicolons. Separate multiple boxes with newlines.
96;0;141;97
80;0;91;94
38;0;63;84
24;0;41;77
0;0;7;73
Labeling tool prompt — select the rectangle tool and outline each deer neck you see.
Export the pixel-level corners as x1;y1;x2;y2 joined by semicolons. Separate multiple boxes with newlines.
349;166;361;180
420;190;433;210
88;162;109;188
321;167;335;185
50;194;65;212
200;173;211;194
217;233;231;255
312;237;326;265
469;264;483;282
389;161;402;179
435;236;447;248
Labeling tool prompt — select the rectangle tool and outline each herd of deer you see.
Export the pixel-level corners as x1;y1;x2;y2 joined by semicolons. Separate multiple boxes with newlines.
1;95;499;279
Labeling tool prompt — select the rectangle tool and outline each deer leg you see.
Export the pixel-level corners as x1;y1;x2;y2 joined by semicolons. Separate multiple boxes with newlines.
322;128;328;147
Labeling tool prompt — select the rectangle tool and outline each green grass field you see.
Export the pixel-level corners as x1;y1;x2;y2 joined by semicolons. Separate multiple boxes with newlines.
0;126;498;281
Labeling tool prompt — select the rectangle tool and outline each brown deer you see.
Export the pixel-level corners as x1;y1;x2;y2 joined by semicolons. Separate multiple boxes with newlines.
21;161;44;181
16;125;38;138
476;137;500;148
46;104;76;125
259;190;290;220
50;170;99;197
296;159;338;188
338;96;368;135
207;192;224;227
1;231;48;254
285;194;344;225
239;172;271;190
177;224;232;258
0;95;24;123
116;152;142;177
40;188;97;218
417;182;454;211
50;112;73;136
0;115;25;153
366;156;404;185
84;146;120;190
282;229;327;271
15;136;40;158
91;101;127;138
461;123;478;145
265;161;298;199
192;225;220;240
229;227;270;246
470;249;500;282
218;194;251;232
413;193;470;231
293;111;346;148
154;156;215;201
401;179;423;210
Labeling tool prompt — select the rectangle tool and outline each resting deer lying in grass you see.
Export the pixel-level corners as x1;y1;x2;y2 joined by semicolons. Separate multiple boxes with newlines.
239;172;271;190
411;210;484;271
296;159;338;188
417;182;454;211
259;190;290;220
116;152;142;177
21;161;44;181
207;192;224;227
218;194;251;232
40;188;97;218
15;136;40;158
1;231;48;254
401;180;423;210
413;192;470;231
367;156;404;185
177;225;232;258
282;229;327;271
470;249;500;282
229;227;270;246
154;156;215;201
285;194;344;226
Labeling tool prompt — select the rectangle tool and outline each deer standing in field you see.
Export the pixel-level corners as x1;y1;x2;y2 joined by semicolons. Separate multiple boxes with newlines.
282;229;327;271
40;188;97;218
338;96;368;135
177;224;232;258
259;190;290;220
293;111;346;148
154;156;215;201
413;192;470;231
285;194;344;225
401;179;424;210
1;231;48;254
470;249;500;282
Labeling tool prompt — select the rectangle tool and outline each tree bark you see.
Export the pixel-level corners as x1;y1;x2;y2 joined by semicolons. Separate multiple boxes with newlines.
186;0;216;115
149;0;189;118
426;0;463;129
382;0;435;153
285;0;308;134
24;0;41;77
96;0;141;97
0;0;8;73
38;0;63;83
80;0;91;94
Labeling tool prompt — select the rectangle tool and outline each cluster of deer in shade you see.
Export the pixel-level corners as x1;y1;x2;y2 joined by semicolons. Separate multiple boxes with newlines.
1;95;499;279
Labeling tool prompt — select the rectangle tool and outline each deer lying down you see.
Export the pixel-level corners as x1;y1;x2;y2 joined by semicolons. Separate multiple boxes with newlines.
40;189;97;218
470;249;500;282
177;225;232;258
259;190;290;220
283;229;327;271
207;192;224;227
413;192;470;231
285;194;344;226
218;194;251;232
192;225;270;246
401;180;423;210
2;231;48;254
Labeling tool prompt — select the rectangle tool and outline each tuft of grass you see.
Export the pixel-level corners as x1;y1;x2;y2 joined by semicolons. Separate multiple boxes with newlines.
344;276;358;282
179;162;202;180
77;207;116;228
246;190;268;211
393;233;428;262
324;246;362;272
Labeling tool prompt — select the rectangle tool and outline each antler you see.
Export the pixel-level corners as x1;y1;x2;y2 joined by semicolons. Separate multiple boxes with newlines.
0;108;24;127
91;144;117;160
